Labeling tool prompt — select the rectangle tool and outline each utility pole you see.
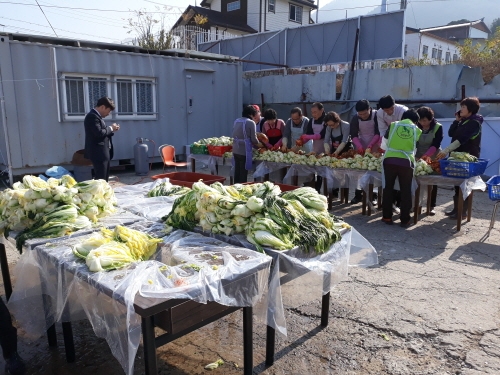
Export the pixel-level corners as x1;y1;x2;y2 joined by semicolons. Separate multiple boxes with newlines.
400;0;408;9
316;0;319;24
381;0;387;13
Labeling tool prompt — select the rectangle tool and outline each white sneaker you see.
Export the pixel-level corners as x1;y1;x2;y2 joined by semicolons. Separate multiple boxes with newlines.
392;204;400;214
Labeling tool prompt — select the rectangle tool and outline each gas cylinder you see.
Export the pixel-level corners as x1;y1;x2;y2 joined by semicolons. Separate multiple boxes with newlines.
134;138;149;175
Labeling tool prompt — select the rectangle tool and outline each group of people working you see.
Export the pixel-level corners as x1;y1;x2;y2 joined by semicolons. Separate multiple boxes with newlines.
232;95;483;228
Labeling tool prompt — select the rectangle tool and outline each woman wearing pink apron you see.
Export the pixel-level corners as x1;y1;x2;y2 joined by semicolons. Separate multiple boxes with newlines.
350;99;381;204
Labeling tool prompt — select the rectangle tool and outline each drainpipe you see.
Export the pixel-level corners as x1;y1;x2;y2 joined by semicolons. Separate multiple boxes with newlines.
264;0;267;32
259;0;262;32
0;65;13;186
316;1;319;24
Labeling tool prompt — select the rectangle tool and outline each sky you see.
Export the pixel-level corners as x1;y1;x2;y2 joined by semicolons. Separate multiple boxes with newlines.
0;0;497;44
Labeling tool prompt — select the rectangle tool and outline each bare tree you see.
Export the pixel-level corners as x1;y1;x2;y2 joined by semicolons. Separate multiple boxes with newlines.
126;6;174;50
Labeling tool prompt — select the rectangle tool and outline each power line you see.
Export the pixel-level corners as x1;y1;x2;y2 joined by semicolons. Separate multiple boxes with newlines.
34;0;57;37
0;16;122;40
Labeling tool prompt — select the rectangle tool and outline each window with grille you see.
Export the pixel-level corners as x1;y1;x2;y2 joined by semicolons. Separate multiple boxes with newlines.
431;48;437;58
227;1;240;11
453;53;458;61
422;45;428;57
437;49;442;60
445;52;451;63
115;77;156;118
289;4;303;23
268;0;275;12
61;75;156;120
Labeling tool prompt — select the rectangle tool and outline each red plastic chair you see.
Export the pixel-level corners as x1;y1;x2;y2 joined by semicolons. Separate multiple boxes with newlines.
158;145;188;172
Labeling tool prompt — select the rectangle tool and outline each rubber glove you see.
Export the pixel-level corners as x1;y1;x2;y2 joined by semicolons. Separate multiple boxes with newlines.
274;138;283;148
423;146;437;157
436;140;461;159
265;142;272;149
334;142;347;155
352;137;364;151
301;134;321;141
367;135;380;149
324;143;331;154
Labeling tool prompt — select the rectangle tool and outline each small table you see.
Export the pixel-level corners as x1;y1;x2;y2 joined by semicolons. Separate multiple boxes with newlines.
413;175;486;231
8;232;271;375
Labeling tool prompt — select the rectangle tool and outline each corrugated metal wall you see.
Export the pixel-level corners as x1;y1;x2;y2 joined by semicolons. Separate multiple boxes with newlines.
0;37;242;174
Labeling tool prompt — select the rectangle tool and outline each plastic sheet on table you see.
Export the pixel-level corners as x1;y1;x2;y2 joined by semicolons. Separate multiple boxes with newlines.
188;154;224;175
8;229;272;375
253;161;290;179
8;208;145;252
191;225;378;334
416;174;486;198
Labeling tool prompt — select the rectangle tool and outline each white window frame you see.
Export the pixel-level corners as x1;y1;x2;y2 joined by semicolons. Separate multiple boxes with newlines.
289;4;303;24
268;0;275;12
422;45;428;57
227;1;240;12
114;76;157;120
61;74;111;121
60;74;157;121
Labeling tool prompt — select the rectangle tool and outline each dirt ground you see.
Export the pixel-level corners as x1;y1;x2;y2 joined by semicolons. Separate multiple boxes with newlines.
1;163;499;375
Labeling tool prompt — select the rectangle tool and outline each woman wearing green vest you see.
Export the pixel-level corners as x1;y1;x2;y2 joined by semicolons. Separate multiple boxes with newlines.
380;109;422;227
416;106;443;215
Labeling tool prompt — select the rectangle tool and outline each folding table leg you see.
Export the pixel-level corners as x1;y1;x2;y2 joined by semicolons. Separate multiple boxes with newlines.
0;244;12;300
361;191;367;215
265;325;275;366
62;322;75;362
243;307;253;375
321;292;330;327
426;185;432;215
457;188;464;231
190;159;196;173
367;184;374;216
414;186;420;224
467;191;473;222
142;316;157;375
47;324;57;347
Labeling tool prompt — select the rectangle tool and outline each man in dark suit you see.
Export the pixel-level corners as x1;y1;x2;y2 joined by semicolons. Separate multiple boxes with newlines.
84;97;120;182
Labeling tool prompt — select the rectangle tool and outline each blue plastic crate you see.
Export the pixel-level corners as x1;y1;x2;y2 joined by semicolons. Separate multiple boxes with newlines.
486;175;500;201
439;158;489;178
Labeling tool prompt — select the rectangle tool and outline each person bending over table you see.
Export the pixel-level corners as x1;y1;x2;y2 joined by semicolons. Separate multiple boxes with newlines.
377;95;409;214
380;109;422;228
232;105;264;183
416;106;443;215
436;97;483;220
350;99;380;204
251;105;266;133
300;102;327;192
282;107;309;151
324;111;352;198
262;108;286;150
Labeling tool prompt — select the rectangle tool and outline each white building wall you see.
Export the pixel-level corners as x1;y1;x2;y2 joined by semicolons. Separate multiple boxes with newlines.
405;33;421;60
420;34;459;64
469;28;488;39
264;1;312;31
247;1;261;32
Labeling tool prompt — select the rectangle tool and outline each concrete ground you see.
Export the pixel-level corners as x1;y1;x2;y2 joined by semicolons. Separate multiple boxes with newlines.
1;162;499;375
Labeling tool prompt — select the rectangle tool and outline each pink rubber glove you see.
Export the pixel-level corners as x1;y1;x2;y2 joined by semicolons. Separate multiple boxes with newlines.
265;142;272;149
274;138;283;148
367;135;380;149
352;137;363;151
424;146;437;157
300;134;312;141
309;133;321;140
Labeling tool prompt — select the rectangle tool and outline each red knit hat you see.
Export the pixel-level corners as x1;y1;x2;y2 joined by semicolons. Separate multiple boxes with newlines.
252;104;260;112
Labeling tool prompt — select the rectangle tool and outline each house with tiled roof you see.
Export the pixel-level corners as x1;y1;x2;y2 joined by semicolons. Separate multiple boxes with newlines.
171;0;317;49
